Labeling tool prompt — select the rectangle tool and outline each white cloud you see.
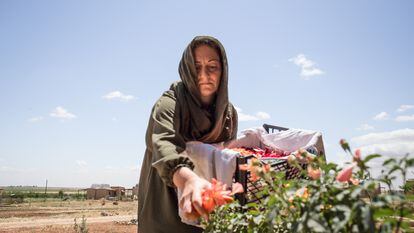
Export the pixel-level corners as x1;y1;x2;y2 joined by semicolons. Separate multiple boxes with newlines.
289;54;324;79
395;114;414;122
50;106;77;120
76;160;87;167
397;104;414;113
356;124;375;131
102;91;135;101
352;128;414;145
236;107;271;122
351;128;414;189
28;116;44;123
256;112;271;120
238;113;258;121
373;112;389;121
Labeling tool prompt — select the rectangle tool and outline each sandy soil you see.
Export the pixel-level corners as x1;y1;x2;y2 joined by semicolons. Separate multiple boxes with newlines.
0;199;138;233
0;215;137;232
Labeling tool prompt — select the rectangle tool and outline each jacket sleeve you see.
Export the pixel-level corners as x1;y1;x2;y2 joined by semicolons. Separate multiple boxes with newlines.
229;103;238;140
151;95;194;187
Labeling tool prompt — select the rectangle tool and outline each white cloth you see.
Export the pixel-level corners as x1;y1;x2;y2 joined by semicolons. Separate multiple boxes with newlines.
183;141;238;187
262;128;323;153
177;142;238;226
225;127;323;155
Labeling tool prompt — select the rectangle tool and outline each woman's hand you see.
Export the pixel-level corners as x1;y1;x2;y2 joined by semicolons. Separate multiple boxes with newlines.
173;167;211;220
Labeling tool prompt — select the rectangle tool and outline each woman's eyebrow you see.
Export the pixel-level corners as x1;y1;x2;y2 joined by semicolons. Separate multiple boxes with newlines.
208;59;220;62
195;59;219;63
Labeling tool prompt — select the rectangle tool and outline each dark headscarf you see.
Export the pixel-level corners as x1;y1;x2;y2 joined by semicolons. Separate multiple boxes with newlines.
171;36;237;143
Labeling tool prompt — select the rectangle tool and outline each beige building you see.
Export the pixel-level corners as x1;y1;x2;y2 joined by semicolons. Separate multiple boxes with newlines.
85;185;126;200
110;186;125;198
125;184;138;199
85;184;143;200
85;188;116;200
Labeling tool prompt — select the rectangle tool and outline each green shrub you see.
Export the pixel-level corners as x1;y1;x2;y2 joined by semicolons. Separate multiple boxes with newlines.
203;140;414;233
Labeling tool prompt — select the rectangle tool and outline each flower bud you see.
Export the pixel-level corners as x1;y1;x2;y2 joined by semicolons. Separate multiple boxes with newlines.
307;166;321;180
306;153;317;163
350;178;360;185
263;164;271;173
340;139;351;152
336;165;354;182
295;187;309;199
298;148;307;157
353;149;361;161
287;154;297;164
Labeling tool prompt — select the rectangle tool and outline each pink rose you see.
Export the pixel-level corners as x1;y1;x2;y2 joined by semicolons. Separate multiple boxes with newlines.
336;165;354;182
307;166;321;180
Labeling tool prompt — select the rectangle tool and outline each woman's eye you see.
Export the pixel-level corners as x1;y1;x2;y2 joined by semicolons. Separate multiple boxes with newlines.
208;66;218;72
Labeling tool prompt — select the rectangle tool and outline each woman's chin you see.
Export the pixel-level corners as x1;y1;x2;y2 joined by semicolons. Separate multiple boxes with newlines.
200;91;215;98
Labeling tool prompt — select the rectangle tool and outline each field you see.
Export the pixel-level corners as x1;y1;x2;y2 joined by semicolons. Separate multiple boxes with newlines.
0;192;137;233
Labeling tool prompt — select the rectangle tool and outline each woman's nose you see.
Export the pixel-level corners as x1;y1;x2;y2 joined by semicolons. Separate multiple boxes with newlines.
198;67;209;80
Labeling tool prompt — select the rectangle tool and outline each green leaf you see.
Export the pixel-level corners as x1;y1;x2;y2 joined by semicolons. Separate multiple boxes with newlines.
351;187;363;199
253;215;262;225
336;190;350;201
406;158;414;167
388;165;402;175
323;163;337;172
374;208;394;218
306;218;326;232
363;154;381;163
383;158;396;166
332;205;351;230
371;200;386;208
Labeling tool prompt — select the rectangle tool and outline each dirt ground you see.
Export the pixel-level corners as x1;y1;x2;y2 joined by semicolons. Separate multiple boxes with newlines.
0;199;137;233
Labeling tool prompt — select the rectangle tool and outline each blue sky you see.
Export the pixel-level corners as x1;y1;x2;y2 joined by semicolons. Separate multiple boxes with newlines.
1;1;413;188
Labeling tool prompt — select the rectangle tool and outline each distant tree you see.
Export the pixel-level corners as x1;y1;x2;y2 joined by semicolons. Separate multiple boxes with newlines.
58;190;64;199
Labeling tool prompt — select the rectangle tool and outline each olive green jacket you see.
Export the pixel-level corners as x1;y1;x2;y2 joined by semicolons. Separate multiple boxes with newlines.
138;36;238;233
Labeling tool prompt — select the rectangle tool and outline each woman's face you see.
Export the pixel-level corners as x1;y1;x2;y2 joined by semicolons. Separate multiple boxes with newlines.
194;45;222;106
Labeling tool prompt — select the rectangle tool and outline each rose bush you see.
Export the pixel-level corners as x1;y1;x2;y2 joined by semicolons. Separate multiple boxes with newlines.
202;140;414;233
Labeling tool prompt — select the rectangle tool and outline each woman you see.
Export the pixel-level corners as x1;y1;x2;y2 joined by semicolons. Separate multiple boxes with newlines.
138;36;238;233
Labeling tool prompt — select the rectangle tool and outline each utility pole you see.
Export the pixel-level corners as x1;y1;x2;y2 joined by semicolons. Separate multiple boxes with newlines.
44;179;48;202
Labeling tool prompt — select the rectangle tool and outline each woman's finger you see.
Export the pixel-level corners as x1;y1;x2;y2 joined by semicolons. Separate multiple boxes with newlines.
183;209;200;221
179;195;192;213
192;191;207;217
184;200;193;213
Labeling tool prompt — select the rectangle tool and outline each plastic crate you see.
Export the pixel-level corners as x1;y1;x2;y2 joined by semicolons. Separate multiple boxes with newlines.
234;155;307;205
234;124;307;205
